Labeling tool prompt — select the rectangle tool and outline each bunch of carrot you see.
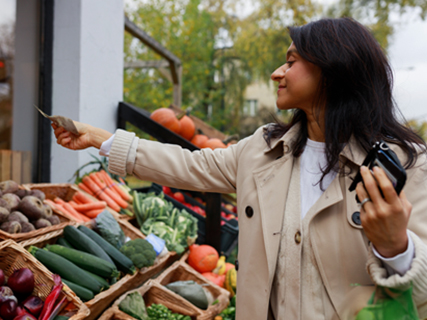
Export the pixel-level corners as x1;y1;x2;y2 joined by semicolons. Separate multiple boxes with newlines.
77;170;133;215
44;190;108;223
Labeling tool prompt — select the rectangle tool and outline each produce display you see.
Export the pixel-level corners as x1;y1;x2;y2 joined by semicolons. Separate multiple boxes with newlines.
118;291;191;320
215;296;236;320
132;192;198;254
0;180;61;235
0;267;69;320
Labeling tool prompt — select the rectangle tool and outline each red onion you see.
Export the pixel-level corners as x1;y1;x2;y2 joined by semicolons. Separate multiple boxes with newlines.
0;269;5;286
21;296;43;317
0;299;18;320
7;269;34;297
0;287;16;304
12;314;37;320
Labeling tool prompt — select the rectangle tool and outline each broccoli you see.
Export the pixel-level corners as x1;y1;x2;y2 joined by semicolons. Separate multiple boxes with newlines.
119;238;157;269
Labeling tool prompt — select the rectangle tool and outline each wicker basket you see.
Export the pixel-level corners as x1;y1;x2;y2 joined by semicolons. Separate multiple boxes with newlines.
0;239;90;319
22;182;125;222
110;279;201;319
0;185;74;242
21;219;178;320
156;260;230;320
98;305;135;320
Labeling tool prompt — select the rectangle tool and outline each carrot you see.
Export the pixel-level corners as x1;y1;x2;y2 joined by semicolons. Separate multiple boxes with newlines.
55;203;84;222
73;191;93;204
83;208;104;219
82;176;121;212
72;197;84;205
63;202;91;222
78;183;95;197
90;173;128;209
44;199;57;210
99;170;131;202
54;197;66;205
69;201;107;212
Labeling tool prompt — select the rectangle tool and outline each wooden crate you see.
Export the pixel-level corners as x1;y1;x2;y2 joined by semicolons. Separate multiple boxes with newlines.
21;219;178;320
156;260;230;320
109;279;200;320
0;239;90;319
0;150;31;184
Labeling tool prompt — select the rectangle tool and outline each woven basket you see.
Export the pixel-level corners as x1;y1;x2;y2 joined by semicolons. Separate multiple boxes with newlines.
98;305;136;320
0;186;74;242
22;182;124;222
156;260;230;320
21;219;177;320
0;239;90;319
111;279;200;320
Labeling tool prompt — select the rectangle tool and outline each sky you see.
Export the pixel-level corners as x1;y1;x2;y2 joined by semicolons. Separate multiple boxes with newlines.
1;0;426;121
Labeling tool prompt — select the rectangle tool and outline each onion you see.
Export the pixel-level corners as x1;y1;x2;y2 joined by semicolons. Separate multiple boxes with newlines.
7;269;34;297
0;299;18;320
0;269;5;286
21;296;43;317
12;314;37;320
0;287;16;304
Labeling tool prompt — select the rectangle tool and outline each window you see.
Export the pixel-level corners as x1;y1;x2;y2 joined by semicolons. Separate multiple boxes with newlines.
243;99;258;116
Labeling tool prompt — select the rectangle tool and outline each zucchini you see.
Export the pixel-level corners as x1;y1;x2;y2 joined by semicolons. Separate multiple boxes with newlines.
63;225;114;265
77;225;136;275
62;279;94;302
57;237;73;248
82;270;110;290
45;244;120;279
28;246;103;293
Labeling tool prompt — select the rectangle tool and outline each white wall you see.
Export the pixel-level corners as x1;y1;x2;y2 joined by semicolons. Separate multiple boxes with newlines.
51;0;124;183
11;0;39;179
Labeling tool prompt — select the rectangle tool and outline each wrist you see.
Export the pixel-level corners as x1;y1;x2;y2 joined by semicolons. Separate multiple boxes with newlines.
89;125;113;149
374;234;409;258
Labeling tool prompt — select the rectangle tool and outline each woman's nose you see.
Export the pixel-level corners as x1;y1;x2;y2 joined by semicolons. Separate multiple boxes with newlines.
271;65;286;81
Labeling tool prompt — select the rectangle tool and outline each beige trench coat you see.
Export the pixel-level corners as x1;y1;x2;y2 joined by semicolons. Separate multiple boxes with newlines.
108;124;427;320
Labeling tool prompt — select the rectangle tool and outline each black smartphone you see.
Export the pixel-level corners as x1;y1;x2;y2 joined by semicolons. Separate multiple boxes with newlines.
349;141;407;196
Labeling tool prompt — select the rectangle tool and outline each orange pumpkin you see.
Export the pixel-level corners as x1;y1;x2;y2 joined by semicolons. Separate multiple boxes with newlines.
150;108;181;134
179;115;196;140
191;134;209;148
202;138;227;150
224;262;235;274
187;244;219;273
202;272;226;287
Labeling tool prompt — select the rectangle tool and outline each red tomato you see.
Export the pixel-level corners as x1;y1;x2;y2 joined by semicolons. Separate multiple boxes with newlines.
162;186;172;195
173;192;185;203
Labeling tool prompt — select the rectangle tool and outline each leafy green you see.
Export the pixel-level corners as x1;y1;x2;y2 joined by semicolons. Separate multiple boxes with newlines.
218;296;236;320
95;210;126;249
119;238;157;269
133;191;198;254
147;303;191;320
119;292;148;320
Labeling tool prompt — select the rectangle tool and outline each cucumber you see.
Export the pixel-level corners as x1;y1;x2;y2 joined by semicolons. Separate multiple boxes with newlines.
45;244;120;279
62;279;94;302
77;225;136;275
63;225;114;265
82;269;110;290
57;237;73;248
28;246;103;293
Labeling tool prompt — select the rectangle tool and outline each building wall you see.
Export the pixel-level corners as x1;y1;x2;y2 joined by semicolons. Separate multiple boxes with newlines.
243;80;277;113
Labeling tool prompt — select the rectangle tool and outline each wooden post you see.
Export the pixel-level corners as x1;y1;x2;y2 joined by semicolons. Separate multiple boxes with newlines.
0;150;32;183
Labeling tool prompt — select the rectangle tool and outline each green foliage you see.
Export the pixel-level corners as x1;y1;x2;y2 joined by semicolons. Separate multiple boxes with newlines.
120;238;157;268
147;303;191;320
119;291;148;320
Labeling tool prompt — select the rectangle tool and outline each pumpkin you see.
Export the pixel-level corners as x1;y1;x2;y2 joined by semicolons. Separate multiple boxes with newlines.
202;272;226;287
179;115;196;140
202;138;227;150
224;262;235;274
150;108;181;134
191;134;209;148
187;244;219;273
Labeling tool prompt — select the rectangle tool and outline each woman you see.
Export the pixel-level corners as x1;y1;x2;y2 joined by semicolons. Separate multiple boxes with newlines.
53;18;427;319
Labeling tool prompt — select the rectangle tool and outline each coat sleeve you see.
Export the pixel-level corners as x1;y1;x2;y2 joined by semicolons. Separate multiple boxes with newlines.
366;155;427;317
107;128;256;194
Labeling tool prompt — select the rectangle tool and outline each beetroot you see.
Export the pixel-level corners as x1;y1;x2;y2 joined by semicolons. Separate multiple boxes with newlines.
0;270;5;286
21;296;43;317
7;269;34;297
0;299;18;320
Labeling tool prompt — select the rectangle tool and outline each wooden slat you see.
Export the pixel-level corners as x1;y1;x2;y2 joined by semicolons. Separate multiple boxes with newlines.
0;150;12;181
21;151;32;183
11;151;22;183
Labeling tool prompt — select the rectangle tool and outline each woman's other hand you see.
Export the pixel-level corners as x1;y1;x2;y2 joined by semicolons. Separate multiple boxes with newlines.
355;166;412;258
52;121;112;150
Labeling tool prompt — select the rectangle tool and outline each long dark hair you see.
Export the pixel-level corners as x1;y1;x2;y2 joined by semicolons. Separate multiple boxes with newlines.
264;17;425;187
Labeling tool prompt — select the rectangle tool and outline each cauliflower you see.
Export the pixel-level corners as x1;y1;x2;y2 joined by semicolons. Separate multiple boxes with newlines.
119;238;157;269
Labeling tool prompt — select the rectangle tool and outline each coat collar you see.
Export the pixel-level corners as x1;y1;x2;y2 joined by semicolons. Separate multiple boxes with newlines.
263;123;368;167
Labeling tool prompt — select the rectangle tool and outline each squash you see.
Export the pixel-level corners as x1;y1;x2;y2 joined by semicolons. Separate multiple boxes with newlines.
179;115;196;140
202;138;226;149
224;267;236;297
187;244;219;273
150;108;181;134
191;134;209;148
202;272;225;287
